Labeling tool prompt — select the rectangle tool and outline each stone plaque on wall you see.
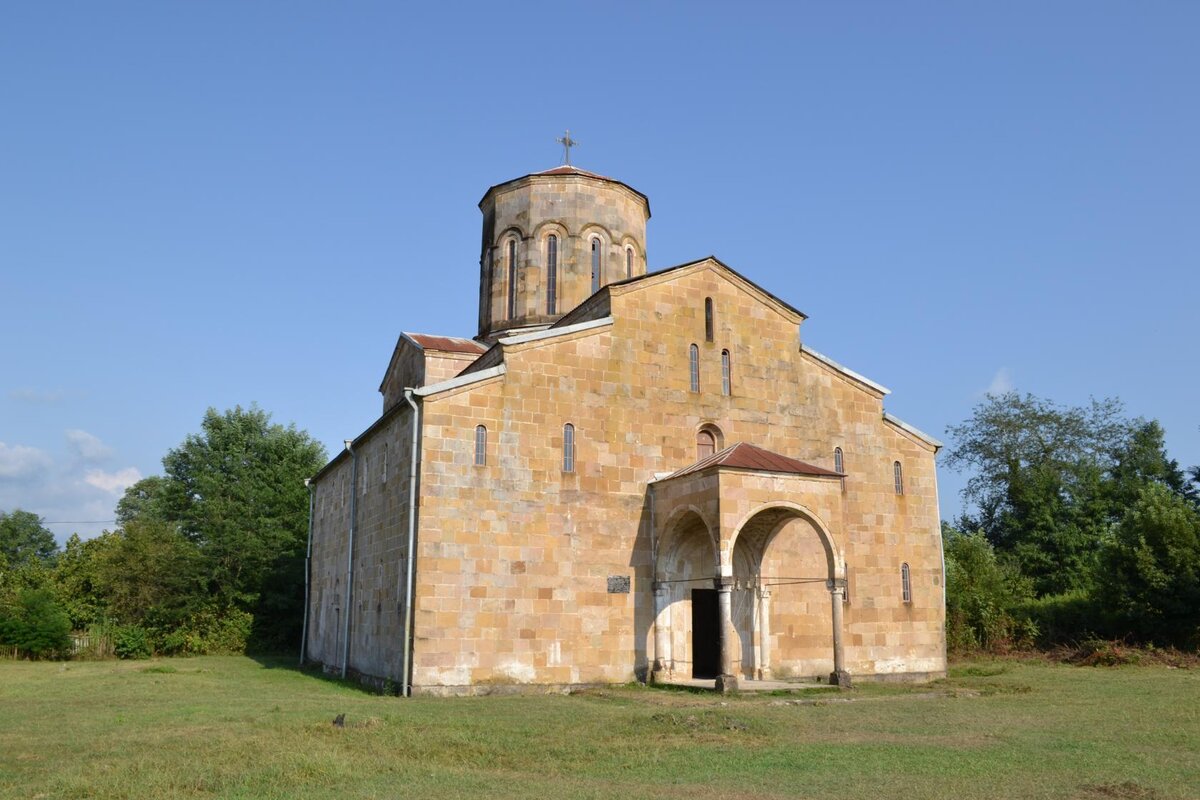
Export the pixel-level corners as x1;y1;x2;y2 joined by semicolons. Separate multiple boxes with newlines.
607;575;631;594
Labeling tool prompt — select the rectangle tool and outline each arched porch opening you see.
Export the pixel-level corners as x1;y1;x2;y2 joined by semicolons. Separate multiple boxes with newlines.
726;503;849;687
653;509;717;681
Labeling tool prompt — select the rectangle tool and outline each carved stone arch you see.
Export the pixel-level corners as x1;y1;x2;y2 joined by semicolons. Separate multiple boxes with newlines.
656;504;718;580
532;220;568;243
727;501;843;581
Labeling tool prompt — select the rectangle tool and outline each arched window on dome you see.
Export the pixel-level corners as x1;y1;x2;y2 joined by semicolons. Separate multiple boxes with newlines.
626;247;633;279
546;235;558;314
696;429;716;460
721;349;731;396
506;239;518;320
704;297;714;342
591;238;602;294
689;344;700;392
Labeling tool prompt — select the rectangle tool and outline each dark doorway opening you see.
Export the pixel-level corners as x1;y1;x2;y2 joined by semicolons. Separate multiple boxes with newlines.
691;588;720;679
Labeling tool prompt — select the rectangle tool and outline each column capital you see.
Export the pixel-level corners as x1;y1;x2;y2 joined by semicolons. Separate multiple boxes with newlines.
826;578;847;594
713;576;735;591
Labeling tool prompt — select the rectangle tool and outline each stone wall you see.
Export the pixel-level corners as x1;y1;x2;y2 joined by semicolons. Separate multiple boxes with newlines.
404;258;944;692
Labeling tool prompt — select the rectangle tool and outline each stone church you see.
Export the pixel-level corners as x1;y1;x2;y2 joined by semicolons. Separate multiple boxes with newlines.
302;162;946;695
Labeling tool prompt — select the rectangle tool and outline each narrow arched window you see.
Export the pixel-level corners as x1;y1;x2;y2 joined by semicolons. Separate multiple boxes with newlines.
626;247;633;279
834;447;844;473
546;235;558;314
506;239;518;320
591;238;601;293
697;429;715;459
894;461;904;495
704;297;714;342
562;423;575;473
901;562;912;604
474;425;487;467
689;344;700;392
721;349;731;396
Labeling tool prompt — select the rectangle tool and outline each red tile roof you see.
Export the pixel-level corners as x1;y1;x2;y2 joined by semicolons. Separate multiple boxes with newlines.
667;442;843;480
404;333;487;354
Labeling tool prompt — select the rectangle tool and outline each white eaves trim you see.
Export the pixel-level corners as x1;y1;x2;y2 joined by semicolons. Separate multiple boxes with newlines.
800;345;891;396
499;316;614;346
883;412;944;449
414;364;507;397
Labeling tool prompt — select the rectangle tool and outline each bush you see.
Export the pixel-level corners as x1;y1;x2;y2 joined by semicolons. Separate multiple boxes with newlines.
113;625;152;659
944;527;1036;653
1015;590;1107;647
157;609;252;656
0;588;72;658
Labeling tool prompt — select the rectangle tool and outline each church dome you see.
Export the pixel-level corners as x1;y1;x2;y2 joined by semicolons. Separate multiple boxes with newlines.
476;165;651;341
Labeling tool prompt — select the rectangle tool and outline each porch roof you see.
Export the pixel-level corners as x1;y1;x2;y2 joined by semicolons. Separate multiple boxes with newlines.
662;442;843;481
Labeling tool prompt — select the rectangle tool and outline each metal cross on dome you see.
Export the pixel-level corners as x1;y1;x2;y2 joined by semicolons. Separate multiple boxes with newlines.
556;130;578;165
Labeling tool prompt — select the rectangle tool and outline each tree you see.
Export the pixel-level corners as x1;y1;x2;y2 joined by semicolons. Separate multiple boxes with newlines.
945;393;1130;594
156;405;326;648
1097;483;1200;647
115;476;170;527
94;519;207;629
0;509;58;566
0;587;72;658
1108;421;1197;510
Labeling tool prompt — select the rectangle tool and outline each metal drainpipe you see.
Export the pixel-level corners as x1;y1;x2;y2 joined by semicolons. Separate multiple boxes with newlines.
299;478;314;667
401;389;421;697
342;440;357;679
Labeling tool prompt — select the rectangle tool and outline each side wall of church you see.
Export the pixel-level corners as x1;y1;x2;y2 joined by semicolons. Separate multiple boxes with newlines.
408;262;943;690
305;406;417;686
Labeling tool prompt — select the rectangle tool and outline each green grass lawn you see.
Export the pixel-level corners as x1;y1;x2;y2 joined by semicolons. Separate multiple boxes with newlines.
1;656;1197;799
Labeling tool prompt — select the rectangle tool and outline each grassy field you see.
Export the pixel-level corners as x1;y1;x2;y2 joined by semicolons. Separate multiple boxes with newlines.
1;656;1198;799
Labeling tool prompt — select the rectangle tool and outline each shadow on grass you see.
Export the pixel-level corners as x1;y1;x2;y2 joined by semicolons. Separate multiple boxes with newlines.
246;653;386;696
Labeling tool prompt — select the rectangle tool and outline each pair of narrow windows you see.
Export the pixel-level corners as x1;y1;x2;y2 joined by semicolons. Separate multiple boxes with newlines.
689;344;732;395
476;423;576;473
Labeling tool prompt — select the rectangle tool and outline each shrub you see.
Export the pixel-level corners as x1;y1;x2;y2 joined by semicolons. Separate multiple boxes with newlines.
944;528;1036;653
0;588;72;658
113;625;152;659
1015;590;1106;647
157;609;252;656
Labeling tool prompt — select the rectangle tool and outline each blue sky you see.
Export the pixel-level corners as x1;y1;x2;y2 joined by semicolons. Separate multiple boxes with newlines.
2;2;1197;542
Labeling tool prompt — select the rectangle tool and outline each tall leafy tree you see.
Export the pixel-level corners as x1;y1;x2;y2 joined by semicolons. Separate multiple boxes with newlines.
0;509;58;566
1097;483;1200;647
945;393;1129;594
155;405;326;648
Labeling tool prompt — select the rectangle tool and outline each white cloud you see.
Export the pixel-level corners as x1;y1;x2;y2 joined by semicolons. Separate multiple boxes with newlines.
0;442;53;479
83;467;142;495
7;387;66;403
65;429;114;462
986;367;1014;395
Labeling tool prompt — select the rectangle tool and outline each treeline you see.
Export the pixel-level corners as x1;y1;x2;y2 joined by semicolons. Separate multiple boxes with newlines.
0;406;325;659
943;393;1200;653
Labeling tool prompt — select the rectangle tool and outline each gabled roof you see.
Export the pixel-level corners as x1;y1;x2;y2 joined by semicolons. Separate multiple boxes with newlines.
404;333;487;355
479;165;651;215
664;442;843;481
379;332;488;392
552;256;808;330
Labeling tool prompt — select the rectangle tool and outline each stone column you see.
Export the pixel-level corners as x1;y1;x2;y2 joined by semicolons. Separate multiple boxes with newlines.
757;587;772;680
651;582;672;683
715;577;738;693
828;581;851;687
